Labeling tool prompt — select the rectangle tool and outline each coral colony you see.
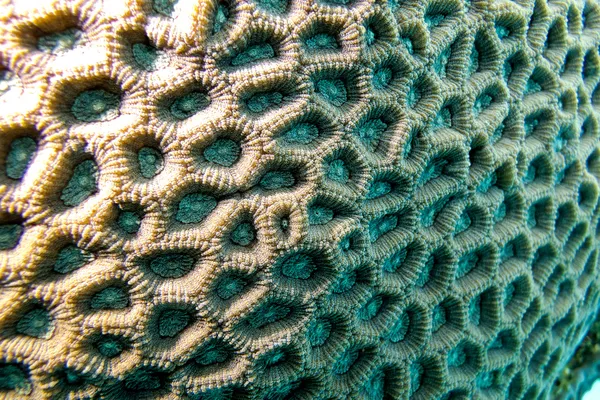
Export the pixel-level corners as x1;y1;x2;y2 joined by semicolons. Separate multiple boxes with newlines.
1;0;600;398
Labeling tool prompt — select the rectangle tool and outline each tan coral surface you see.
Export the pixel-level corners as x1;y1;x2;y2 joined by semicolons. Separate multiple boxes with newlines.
2;0;600;399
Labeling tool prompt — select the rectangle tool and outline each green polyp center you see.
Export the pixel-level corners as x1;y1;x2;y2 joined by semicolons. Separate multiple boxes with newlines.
307;318;331;347
260;348;287;369
255;0;288;14
473;94;493;116
523;163;537;184
388;311;409;342
16;307;53;339
504;283;515;307
468;45;480;75
492;121;506;144
246;91;283;113
362;369;385;400
527;204;538;228
425;12;446;28
54;245;93;274
384;248;407;274
503;59;514;82
282;122;319;145
203;139;240;167
389;126;410;156
6;137;36;180
0;364;31;394
232;42;275;66
431;305;447;332
230;221;255;246
494;200;507;222
358;295;383;321
280;217;289;232
0;71;19;95
138;147;163;178
369;214;398;242
61;368;84;386
308;204;334;225
356;118;387;150
496;25;510;39
524;77;542;95
448;344;467;367
367;180;392;199
406;86;421;108
327;159;350;182
61;159;98;207
469;295;481;325
332;269;356;293
457;252;478;279
333;349;358;374
373;67;392;89
96;336;125;358
316;79;347;106
216;275;247;300
432;107;452;130
249;303;290;329
554;127;571;152
477;172;497;193
260;170;295;190
434;46;451;78
0;223;23;250
132;43;168;70
171;92;210;119
409;363;423;395
339;234;353;251
90;286;129;310
92;99;106;113
176;193;217;224
419;157;448;186
489;332;506;350
455;210;472;234
280;253;316;279
420;197;448;227
365;25;376;46
306;33;338;50
195;341;230;366
153;0;179;16
212;3;230;34
37;28;82;54
158;309;191;337
500;240;517;263
415;255;434;287
149;253;195;278
477;371;494;389
118;210;142;234
124;369;162;391
72;90;120;122
400;37;413;54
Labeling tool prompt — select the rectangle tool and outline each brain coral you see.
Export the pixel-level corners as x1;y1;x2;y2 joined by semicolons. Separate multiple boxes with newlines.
2;0;600;398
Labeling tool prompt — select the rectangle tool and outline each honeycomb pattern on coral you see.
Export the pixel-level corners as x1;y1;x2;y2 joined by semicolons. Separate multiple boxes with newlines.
2;0;600;398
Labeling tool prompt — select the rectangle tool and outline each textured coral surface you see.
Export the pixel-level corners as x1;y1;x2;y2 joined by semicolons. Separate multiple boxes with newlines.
2;0;600;398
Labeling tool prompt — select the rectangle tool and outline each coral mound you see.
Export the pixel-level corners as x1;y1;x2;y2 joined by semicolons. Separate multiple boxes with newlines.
1;0;600;398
